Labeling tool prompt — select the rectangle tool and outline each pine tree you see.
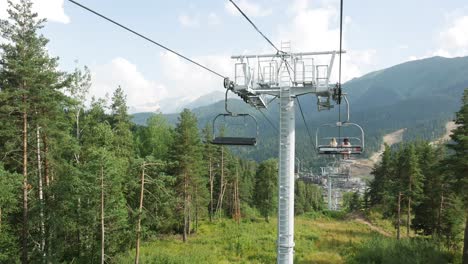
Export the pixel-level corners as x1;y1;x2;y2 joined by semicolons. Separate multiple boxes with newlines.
412;142;446;236
445;88;468;263
110;86;134;161
68;65;91;163
137;113;173;160
369;144;393;209
0;1;69;262
0;165;21;262
401;144;423;237
254;159;278;222
171;109;204;242
202;124;216;221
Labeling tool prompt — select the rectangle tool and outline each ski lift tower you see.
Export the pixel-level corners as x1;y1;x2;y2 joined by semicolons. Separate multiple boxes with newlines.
227;42;344;264
321;161;351;210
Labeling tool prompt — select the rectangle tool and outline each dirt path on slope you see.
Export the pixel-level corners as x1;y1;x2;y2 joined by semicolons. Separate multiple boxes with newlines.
351;128;406;177
354;217;392;237
431;121;457;145
351;121;458;177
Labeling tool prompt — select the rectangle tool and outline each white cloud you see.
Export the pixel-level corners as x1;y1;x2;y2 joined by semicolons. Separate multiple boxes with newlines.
208;12;221;25
179;12;221;28
89;53;231;113
274;0;376;82
0;0;70;24
409;13;468;60
159;51;231;101
398;44;409;50
178;13;200;28
90;58;168;113
225;0;272;17
437;15;468;57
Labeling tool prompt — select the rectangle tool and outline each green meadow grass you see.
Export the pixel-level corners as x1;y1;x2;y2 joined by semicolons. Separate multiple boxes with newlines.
115;214;384;264
348;237;458;264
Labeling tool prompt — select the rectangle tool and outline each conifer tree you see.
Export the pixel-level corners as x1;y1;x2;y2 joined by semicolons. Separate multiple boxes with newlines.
401;144;423;237
369;144;393;209
254;159;278;222
202;124;217;221
172;109;204;242
0;1;69;262
412;143;447;236
445;88;468;263
0;165;21;262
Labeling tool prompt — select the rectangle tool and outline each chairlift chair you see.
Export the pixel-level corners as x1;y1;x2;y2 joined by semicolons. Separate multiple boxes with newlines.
315;94;364;155
315;122;364;155
211;87;259;146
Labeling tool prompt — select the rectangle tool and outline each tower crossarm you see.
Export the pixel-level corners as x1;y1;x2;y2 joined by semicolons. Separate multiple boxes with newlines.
228;50;346;109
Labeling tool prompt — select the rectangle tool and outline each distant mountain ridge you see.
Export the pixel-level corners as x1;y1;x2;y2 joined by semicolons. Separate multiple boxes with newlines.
345;56;468;110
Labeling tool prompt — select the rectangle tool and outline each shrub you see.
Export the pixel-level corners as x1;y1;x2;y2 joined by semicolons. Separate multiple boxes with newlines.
348;237;455;264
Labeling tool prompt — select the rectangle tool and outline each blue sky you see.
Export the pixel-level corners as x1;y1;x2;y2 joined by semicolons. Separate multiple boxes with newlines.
1;0;467;112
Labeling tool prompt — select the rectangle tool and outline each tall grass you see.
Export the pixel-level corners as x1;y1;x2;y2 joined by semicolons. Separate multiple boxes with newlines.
115;215;379;264
347;237;457;264
115;215;459;264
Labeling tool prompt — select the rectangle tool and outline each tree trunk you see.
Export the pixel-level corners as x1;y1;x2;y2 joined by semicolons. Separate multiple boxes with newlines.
406;170;413;238
397;192;401;240
187;194;192;236
36;126;46;260
100;165;105;264
182;172;188;242
43;135;50;187
74;108;81;163
462;210;468;264
209;157;214;222
77;197;81;253
135;164;145;264
407;197;411;237
233;167;240;222
216;147;225;217
437;193;444;236
194;187;198;233
22;98;29;264
76;108;80;141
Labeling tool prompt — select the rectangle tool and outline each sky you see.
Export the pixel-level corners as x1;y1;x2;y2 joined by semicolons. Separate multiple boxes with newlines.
0;0;467;113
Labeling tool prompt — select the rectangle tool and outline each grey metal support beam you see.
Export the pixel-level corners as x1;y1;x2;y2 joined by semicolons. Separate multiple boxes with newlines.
277;87;295;264
231;50;346;59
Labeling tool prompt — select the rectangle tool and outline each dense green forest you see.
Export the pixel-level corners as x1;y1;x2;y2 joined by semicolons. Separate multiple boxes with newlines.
365;90;468;262
0;1;467;264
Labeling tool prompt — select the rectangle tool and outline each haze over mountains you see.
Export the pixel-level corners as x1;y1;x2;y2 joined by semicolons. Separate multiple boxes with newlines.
132;56;467;164
131;91;226;114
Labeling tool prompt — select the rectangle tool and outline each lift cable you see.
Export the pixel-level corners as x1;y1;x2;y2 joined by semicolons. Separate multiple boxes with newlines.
258;109;279;134
338;0;344;139
67;0;227;79
284;58;317;151
228;0;317;145
228;0;281;53
296;98;316;149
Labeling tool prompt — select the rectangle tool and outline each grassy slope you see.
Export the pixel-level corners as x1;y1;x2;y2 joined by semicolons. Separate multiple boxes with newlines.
116;215;386;264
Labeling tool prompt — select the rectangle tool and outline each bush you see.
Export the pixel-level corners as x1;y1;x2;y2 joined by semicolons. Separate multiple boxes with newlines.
322;210;347;220
348;237;455;264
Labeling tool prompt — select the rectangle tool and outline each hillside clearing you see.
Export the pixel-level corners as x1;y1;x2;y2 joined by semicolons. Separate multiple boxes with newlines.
115;216;386;264
351;128;406;177
431;121;457;145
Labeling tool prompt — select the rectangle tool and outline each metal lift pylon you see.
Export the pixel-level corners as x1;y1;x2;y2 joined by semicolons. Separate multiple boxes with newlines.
226;43;344;264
